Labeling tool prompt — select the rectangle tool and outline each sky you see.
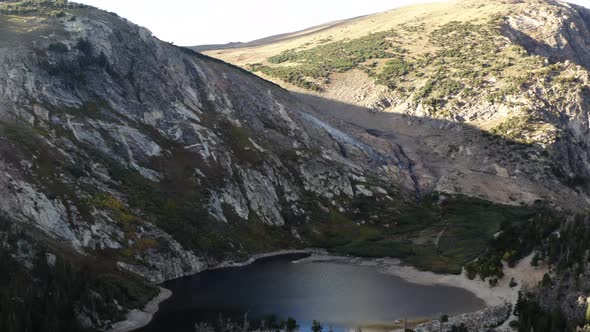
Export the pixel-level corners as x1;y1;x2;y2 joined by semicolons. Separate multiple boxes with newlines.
77;0;590;46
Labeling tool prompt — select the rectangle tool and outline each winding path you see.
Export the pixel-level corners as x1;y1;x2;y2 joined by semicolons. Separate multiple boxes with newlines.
435;224;449;248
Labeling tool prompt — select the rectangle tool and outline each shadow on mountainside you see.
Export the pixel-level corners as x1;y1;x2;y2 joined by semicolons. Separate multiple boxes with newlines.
289;91;587;211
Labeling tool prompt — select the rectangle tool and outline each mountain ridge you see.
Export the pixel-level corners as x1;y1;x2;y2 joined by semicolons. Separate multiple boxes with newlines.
204;0;590;210
188;17;358;52
0;1;519;329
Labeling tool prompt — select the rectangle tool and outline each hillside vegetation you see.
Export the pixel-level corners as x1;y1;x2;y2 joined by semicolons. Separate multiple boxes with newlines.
206;0;589;147
206;0;590;211
203;0;590;329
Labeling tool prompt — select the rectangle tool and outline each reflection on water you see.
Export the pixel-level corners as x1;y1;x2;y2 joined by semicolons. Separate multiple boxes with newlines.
140;254;484;332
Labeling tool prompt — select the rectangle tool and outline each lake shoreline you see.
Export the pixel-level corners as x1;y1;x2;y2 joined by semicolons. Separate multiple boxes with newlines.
296;252;547;307
109;287;173;332
295;253;548;331
210;248;325;270
108;249;322;332
112;249;546;332
295;254;504;306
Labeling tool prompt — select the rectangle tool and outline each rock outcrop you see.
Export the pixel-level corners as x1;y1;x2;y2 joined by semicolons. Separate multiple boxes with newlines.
205;0;590;211
0;0;415;313
413;303;512;332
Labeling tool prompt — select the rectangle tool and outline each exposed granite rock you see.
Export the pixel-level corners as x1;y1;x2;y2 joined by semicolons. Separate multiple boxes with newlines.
414;303;512;332
0;0;415;308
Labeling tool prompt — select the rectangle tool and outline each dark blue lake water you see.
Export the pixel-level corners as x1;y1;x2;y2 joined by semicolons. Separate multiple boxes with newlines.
139;254;484;332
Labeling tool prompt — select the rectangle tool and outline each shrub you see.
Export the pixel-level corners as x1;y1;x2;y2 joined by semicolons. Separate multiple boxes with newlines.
414;80;435;100
254;65;323;91
465;254;504;280
311;320;323;332
76;38;92;55
267;49;298;64
376;58;412;87
451;323;468;332
285;317;299;332
509;277;518;288
48;42;68;53
260;30;404;91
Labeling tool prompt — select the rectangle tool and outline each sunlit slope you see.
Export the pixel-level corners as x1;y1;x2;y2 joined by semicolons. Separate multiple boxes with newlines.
204;0;590;209
205;0;588;129
205;0;463;65
204;0;522;91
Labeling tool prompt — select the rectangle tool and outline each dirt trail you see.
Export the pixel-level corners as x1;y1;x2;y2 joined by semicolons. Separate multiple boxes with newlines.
435;224;449;248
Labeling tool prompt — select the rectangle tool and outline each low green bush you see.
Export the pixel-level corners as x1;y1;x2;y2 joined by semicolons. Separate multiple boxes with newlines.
48;42;68;53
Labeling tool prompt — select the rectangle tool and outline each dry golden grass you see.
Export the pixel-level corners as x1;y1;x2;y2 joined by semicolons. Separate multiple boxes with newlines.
204;0;525;67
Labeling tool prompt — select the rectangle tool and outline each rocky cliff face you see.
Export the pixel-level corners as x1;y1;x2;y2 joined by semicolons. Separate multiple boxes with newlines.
205;0;590;211
0;1;420;291
200;0;590;327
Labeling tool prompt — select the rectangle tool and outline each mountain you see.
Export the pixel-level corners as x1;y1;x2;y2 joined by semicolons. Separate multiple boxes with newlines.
1;0;590;330
202;0;590;328
188;18;358;52
205;0;590;210
0;1;540;330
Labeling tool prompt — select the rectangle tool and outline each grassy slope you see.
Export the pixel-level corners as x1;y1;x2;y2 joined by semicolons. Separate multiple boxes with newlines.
204;1;459;65
205;0;584;140
204;0;509;73
306;193;548;274
202;0;573;274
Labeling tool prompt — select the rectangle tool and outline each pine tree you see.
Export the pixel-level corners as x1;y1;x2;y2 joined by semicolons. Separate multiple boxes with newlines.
311;320;323;332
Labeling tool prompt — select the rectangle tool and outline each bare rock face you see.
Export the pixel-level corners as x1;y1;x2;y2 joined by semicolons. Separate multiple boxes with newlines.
0;1;415;289
505;1;590;69
202;0;590;212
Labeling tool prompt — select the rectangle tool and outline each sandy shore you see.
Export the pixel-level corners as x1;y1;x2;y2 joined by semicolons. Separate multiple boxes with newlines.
295;253;548;315
108;249;321;332
109;249;547;332
108;287;172;332
211;248;324;270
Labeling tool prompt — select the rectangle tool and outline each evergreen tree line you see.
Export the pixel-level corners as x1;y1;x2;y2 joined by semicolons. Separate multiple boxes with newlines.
495;213;590;331
194;314;300;332
0;218;157;332
465;209;559;281
513;291;567;332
